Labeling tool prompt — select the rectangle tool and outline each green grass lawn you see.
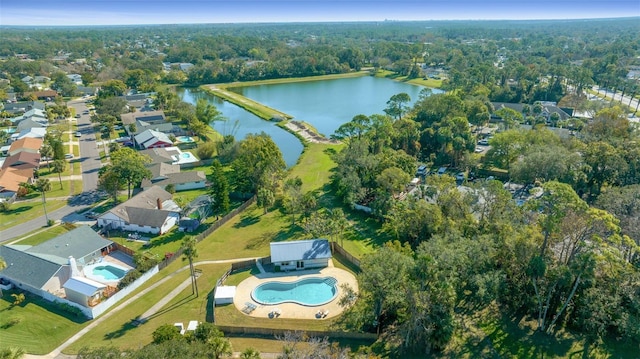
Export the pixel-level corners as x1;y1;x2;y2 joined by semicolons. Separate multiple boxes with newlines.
13;223;73;245
0;199;67;230
64;263;229;353
45;180;83;197
374;69;444;88
286;143;342;194
0;290;90;354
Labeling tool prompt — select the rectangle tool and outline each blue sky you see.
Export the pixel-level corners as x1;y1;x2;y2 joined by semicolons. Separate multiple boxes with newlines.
1;0;639;26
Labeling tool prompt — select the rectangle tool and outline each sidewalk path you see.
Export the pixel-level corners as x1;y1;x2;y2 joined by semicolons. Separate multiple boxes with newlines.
24;258;259;359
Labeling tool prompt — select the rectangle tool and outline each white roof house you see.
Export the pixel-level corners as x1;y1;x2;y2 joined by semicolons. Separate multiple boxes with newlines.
134;129;173;149
270;239;332;270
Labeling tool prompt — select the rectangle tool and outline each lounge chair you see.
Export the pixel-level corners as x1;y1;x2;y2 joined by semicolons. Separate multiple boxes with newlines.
322;309;329;318
268;308;281;318
174;322;186;335
186;320;198;331
243;302;257;314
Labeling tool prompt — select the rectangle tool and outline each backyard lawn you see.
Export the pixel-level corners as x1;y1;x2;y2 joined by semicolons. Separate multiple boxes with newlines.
64;263;229;353
0;290;90;354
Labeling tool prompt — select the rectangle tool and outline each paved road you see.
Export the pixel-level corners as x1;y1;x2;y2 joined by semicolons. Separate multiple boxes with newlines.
592;86;640;114
67;98;102;192
0;202;91;243
0;97;104;242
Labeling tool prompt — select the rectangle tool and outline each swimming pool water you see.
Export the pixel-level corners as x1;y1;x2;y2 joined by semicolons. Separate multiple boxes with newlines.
92;265;127;280
252;277;338;306
176;136;195;143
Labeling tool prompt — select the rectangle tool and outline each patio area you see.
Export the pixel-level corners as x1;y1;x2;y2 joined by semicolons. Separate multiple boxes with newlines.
233;260;358;320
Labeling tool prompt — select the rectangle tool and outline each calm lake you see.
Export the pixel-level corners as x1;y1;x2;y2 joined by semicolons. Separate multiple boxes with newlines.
178;76;440;166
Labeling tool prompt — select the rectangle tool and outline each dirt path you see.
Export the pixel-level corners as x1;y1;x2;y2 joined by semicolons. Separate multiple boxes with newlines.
284;121;339;144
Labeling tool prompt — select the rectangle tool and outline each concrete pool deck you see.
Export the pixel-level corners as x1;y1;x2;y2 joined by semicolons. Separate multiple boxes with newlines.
234;260;358;320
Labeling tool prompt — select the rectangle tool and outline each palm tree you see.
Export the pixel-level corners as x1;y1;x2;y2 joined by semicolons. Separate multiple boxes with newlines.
240;348;261;359
35;178;51;225
182;236;199;297
40;144;53;171
52;159;66;189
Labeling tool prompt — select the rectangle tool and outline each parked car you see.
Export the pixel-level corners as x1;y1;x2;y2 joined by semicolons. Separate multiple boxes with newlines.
75;114;81;118
75;131;82;137
437;167;447;175
478;139;489;146
64;153;74;159
456;172;466;182
416;165;428;177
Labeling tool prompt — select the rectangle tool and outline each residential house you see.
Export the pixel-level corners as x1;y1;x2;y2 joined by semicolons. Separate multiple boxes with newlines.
97;185;182;234
141;163;206;191
0;168;33;201
10;108;49;126
24;90;58;101
34;76;50;83
0;226;114;306
66;74;83;85
16;118;47;132
8;137;43;156
77;86;98;97
11;128;47;142
21;75;33;84
2;100;45;115
134;129;173;149
121;110;175;135
1;151;41;170
144;163;181;180
269;239;332;271
138;146;199;167
491;102;573;123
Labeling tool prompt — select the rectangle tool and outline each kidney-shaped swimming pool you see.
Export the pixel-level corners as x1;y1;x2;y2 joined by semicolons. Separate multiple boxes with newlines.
251;277;338;306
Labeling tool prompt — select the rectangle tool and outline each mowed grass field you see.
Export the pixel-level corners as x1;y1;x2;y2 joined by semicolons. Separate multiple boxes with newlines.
0;290;90;354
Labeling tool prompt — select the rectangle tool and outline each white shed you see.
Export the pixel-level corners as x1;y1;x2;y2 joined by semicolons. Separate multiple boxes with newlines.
214;285;236;305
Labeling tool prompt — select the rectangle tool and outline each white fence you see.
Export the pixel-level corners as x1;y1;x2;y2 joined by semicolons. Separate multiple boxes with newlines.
40;265;160;319
89;265;159;318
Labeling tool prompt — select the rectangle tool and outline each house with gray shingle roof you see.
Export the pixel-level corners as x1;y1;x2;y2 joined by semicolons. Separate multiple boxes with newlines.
141;170;206;191
96;185;181;234
269;239;332;271
0;226;114;305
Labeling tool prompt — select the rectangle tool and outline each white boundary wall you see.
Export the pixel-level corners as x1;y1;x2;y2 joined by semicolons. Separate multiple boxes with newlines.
41;265;160;319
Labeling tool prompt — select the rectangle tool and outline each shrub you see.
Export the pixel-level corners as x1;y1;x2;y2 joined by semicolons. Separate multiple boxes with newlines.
196;141;216;160
53;301;87;318
0;201;11;212
117;270;142;289
165;184;176;194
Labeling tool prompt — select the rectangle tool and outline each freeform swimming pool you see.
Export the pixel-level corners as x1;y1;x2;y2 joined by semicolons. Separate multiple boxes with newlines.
176;136;195;143
83;263;130;282
251;277;338;306
93;265;127;280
